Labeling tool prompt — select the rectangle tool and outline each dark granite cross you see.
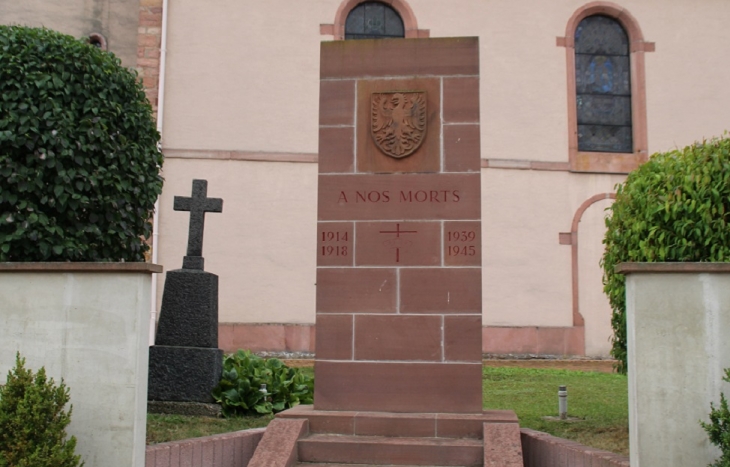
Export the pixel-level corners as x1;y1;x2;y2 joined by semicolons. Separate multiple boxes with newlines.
174;179;223;270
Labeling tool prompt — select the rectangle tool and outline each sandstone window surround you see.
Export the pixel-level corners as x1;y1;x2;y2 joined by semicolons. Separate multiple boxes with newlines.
321;0;429;40
558;2;654;174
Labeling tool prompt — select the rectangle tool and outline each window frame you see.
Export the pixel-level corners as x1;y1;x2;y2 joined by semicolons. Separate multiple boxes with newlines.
344;1;405;40
325;0;428;40
559;2;654;173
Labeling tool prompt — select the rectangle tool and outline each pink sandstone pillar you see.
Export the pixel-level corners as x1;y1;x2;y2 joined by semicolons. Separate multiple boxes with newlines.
315;37;482;413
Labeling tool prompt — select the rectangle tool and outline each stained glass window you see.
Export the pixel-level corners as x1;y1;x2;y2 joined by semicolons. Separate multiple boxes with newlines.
575;15;632;153
345;1;405;40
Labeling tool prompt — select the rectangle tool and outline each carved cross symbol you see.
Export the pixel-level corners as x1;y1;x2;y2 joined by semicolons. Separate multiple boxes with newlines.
174;179;223;270
379;223;417;263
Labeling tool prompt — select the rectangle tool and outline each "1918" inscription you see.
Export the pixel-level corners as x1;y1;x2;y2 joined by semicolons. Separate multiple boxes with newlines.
321;231;349;257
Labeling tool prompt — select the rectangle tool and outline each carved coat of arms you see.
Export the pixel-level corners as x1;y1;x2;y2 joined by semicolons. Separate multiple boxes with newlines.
371;91;427;159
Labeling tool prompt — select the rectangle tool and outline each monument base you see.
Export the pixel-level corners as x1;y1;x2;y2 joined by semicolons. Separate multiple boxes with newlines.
247;405;523;466
148;345;223;403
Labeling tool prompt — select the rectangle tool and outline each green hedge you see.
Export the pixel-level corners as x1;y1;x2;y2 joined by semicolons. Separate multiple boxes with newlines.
602;135;730;373
0;26;162;262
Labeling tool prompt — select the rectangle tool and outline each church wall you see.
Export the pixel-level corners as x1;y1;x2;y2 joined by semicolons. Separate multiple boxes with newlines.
156;158;317;325
637;0;730;149
0;0;141;67
155;0;730;357
160;0;331;153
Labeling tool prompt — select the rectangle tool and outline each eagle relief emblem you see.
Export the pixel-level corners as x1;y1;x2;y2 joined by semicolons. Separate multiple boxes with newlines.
371;91;427;159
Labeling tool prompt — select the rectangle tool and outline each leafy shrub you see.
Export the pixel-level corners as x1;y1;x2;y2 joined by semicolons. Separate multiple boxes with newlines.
701;368;730;467
602;135;730;373
0;25;163;262
0;353;83;467
212;350;314;417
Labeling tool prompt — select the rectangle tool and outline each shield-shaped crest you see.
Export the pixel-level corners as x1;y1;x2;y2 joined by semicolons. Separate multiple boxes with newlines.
371;91;427;159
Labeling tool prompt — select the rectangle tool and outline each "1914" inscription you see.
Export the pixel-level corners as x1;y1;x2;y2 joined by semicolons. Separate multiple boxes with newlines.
321;231;349;257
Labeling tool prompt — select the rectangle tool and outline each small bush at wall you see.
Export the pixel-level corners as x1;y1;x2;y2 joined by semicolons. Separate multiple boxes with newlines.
0;25;162;262
701;368;730;467
602;135;730;373
0;353;83;467
212;350;314;417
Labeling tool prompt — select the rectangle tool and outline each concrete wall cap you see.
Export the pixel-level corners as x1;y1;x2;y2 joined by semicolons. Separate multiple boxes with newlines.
0;262;163;273
615;262;730;274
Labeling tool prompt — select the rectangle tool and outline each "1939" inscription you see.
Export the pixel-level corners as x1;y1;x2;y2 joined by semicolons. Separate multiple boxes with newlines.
447;230;477;257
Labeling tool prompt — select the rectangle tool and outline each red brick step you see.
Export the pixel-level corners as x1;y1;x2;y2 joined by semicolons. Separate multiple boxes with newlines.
297;464;470;467
277;405;517;439
298;434;483;466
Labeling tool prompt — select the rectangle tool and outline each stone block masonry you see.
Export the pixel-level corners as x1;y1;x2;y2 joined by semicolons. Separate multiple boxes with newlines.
315;37;483;414
137;0;163;114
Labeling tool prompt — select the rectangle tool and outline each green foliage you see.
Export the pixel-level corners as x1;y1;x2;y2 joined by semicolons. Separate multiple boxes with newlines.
0;353;83;467
212;351;314;417
701;369;730;467
602;135;730;373
0;25;163;262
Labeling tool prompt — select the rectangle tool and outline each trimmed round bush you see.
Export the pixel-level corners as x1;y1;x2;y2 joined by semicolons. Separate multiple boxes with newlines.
0;26;162;262
0;353;83;467
602;135;730;373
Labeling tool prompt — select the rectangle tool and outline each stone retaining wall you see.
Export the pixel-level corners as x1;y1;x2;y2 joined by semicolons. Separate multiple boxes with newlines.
145;429;265;467
146;427;629;467
521;428;629;466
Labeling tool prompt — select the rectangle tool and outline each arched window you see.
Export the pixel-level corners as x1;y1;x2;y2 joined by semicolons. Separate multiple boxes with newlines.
322;0;427;40
560;3;654;173
575;15;631;153
345;1;404;39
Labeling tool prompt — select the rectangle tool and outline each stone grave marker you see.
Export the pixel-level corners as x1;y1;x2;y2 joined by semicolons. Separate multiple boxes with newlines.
148;179;224;412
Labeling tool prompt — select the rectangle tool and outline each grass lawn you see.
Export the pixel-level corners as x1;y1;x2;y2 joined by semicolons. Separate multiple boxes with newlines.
147;365;628;455
483;367;628;455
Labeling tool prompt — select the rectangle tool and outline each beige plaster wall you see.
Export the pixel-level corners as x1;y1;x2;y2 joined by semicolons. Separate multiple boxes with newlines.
0;0;141;66
156;158;317;324
161;0;334;153
482;169;623;332
625;0;730;151
482;169;573;327
578;197;615;356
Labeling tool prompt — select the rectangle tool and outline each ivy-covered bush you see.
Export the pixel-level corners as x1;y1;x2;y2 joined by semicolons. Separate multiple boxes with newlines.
701;368;730;467
0;25;163;262
0;353;83;467
212;351;314;417
602;135;730;373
